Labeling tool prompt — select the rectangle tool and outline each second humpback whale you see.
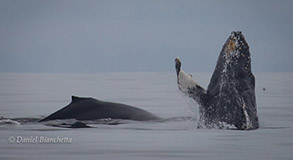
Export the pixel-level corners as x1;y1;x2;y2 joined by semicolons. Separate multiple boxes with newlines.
175;31;259;130
40;96;160;122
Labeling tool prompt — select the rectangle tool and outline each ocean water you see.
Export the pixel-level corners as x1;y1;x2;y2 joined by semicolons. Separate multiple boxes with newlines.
0;72;292;160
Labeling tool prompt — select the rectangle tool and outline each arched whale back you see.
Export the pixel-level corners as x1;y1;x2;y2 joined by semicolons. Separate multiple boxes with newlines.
40;96;160;122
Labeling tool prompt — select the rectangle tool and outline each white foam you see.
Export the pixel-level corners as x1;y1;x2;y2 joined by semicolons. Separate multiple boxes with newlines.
0;119;21;125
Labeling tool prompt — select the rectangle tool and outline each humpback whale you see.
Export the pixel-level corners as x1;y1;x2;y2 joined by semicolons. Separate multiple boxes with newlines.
40;96;160;122
175;31;259;130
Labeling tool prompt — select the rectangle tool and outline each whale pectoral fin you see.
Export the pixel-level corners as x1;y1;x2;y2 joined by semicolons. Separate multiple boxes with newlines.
177;71;207;106
187;85;207;107
175;58;207;107
177;70;197;93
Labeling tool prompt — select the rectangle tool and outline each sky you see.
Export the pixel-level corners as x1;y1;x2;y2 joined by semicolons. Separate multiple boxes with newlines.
0;0;292;73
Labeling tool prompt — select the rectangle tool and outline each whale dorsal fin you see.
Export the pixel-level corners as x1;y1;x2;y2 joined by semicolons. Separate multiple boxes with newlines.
71;96;84;103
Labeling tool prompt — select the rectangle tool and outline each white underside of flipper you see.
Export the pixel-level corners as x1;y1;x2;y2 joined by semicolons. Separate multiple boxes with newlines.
178;70;197;93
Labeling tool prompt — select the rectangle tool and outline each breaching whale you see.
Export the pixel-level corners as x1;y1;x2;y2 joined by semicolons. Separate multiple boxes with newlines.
175;31;259;130
40;96;160;122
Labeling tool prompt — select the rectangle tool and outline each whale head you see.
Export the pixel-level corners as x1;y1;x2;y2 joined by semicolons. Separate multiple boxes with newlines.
205;31;258;130
222;31;251;73
209;31;254;91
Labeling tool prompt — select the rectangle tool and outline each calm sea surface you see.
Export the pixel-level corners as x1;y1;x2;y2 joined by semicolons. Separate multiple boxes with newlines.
0;72;292;160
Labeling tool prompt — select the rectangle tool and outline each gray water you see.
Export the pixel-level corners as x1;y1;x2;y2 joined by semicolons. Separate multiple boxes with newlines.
0;72;292;160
